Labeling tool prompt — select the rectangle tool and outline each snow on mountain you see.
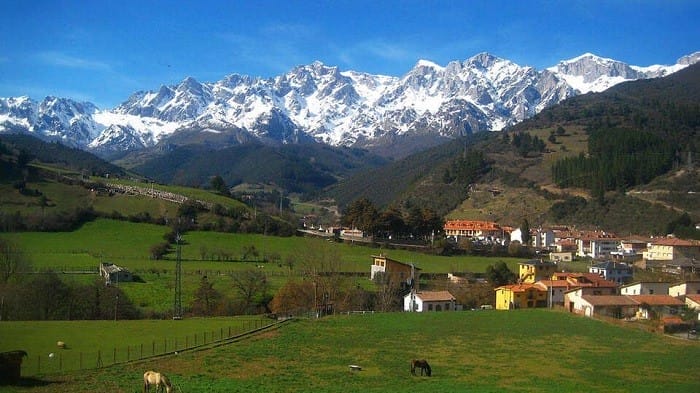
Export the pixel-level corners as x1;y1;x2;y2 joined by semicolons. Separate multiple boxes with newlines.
547;52;698;93
1;51;698;154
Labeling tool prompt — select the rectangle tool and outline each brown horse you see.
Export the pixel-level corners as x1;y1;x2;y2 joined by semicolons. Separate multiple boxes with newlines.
143;370;172;393
410;359;432;376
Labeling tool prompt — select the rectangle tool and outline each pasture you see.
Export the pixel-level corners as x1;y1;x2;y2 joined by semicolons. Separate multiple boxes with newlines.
1;218;524;315
3;310;699;392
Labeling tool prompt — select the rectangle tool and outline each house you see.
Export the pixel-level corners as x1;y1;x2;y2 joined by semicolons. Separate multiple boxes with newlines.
541;272;619;308
494;284;547;310
628;295;685;319
576;295;639;318
564;284;620;314
668;281;700;297
643;237;700;261
549;251;573;263
404;291;459;312
444;220;503;241
611;236;649;261
99;262;132;285
518;260;557;284
642;237;700;272
534;228;556;249
370;254;419;287
567;294;683;319
534;279;572;306
588;261;633;284
577;231;619;259
620;281;670;296
685;294;700;310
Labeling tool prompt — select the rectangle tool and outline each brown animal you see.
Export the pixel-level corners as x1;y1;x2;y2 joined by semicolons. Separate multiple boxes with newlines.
410;359;432;376
143;370;172;393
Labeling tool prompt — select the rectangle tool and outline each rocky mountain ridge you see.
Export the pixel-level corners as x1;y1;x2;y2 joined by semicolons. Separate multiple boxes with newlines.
1;51;697;156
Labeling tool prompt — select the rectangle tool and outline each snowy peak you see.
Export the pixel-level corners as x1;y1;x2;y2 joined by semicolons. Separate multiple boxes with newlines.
1;50;698;155
548;52;699;93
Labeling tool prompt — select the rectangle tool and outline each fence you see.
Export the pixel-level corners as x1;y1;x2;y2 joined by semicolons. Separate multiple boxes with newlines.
21;317;281;376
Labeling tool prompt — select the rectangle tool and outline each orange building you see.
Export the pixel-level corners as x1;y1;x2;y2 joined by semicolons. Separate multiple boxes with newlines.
444;220;503;240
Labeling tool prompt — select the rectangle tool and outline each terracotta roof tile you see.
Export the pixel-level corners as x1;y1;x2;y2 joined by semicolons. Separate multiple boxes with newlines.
415;291;455;302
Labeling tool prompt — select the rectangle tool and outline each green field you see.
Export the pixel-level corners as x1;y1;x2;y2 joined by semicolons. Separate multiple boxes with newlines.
1;219;524;315
2;310;699;392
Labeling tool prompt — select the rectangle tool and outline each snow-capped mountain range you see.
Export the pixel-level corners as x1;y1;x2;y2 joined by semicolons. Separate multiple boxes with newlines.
1;51;698;156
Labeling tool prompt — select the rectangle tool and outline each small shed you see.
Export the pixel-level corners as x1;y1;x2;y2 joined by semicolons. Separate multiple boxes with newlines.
100;262;132;285
0;350;27;385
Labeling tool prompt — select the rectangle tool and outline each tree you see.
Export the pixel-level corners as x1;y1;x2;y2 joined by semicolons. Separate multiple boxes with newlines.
230;269;269;314
520;219;531;246
485;262;517;287
191;276;222;316
270;280;315;315
210;175;228;195
0;239;29;284
341;198;378;234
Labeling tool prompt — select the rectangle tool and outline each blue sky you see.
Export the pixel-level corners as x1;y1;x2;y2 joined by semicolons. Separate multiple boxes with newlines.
1;0;698;108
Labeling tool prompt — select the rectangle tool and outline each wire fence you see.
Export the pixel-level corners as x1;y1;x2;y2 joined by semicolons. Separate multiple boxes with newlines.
21;318;281;376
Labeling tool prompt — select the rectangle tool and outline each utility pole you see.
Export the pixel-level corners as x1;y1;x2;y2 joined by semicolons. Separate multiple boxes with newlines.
173;232;182;320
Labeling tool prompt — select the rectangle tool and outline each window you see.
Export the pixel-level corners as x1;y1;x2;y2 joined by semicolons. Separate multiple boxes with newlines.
428;304;433;311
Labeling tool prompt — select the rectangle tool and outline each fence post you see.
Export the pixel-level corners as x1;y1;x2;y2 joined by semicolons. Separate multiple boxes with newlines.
140;343;143;359
127;346;130;361
113;348;116;364
164;338;167;353
59;354;62;371
220;327;223;340
185;335;188;348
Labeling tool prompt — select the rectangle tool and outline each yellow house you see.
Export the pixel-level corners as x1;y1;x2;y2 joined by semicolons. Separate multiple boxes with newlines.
495;284;548;310
518;260;557;284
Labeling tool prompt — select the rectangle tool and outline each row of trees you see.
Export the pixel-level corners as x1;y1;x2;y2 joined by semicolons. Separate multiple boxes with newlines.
340;198;443;241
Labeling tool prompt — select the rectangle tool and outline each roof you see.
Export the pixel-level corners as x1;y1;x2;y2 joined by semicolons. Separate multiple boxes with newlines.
443;220;501;231
372;255;421;270
590;261;632;270
628;295;684;306
495;284;545;293
685;294;700;305
582;295;638;306
648;237;699;247
414;291;455;302
519;259;556;267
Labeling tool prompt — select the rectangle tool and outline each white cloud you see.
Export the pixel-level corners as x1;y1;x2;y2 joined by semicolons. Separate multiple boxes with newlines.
35;51;112;71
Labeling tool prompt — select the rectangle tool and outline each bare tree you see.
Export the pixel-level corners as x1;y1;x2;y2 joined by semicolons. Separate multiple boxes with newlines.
230;269;269;314
0;239;29;284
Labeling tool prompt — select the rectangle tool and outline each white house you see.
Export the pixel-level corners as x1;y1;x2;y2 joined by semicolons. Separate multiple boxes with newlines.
620;282;670;296
668;281;700;297
404;291;459;312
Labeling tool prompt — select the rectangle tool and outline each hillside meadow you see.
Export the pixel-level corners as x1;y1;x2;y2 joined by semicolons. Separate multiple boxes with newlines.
1;219;524;315
2;310;699;393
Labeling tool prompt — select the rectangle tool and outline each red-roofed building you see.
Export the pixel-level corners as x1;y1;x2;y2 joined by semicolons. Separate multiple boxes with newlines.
642;237;700;273
568;293;684;319
577;231;619;259
444;220;503;241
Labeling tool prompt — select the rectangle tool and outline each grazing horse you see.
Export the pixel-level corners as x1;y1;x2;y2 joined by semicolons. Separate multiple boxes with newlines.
143;370;173;393
410;359;432;376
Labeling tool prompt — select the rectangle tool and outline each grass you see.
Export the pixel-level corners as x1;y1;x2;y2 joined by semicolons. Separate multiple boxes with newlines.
1;219;524;315
3;310;699;392
0;316;272;376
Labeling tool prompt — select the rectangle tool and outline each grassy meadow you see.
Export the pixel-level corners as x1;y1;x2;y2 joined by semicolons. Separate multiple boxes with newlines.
2;310;699;392
1;218;523;315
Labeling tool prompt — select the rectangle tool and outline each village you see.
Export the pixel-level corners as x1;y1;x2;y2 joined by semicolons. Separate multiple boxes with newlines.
370;219;700;333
